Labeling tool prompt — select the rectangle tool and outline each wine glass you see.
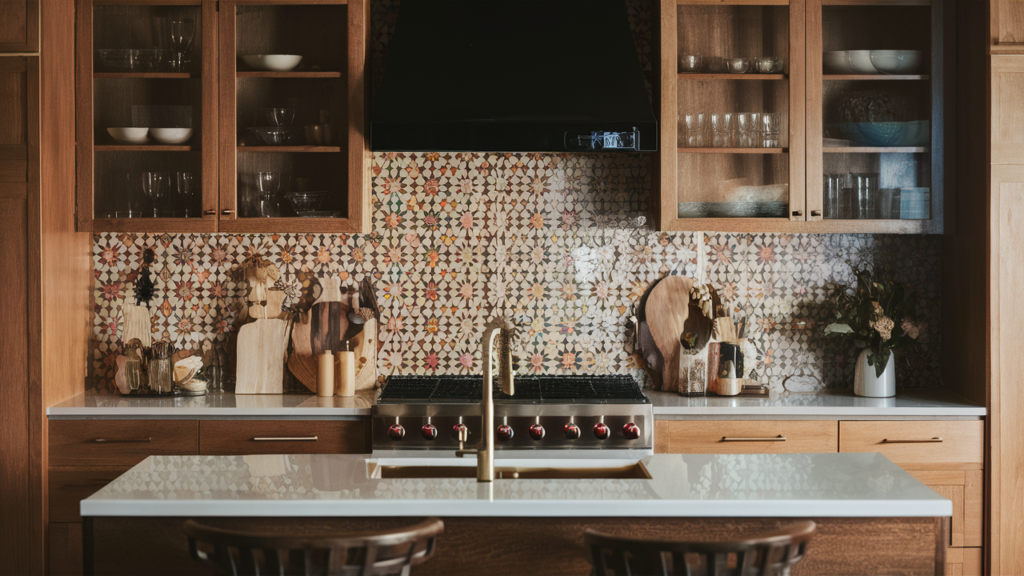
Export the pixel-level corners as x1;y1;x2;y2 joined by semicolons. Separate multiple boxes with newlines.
169;18;195;72
175;172;195;218
257;172;279;218
142;172;168;218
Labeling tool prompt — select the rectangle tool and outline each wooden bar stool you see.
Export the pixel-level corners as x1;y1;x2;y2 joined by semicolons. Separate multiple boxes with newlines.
183;518;444;576
585;521;816;576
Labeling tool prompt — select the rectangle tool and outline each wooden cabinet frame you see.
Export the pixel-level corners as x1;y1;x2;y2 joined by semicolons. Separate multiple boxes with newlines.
74;0;372;234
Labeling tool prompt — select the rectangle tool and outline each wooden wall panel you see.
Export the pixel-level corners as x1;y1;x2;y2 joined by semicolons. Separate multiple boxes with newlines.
0;0;38;53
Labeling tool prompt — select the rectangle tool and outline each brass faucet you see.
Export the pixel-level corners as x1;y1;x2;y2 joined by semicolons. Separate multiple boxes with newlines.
456;317;516;482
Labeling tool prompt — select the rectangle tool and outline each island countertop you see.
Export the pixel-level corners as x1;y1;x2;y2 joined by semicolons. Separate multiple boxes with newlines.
81;452;951;518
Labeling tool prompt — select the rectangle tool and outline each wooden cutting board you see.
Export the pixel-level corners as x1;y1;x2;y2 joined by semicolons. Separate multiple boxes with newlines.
248;289;286;320
235;318;290;394
288;284;349;393
310;301;345;355
644;275;694;392
350;317;377;391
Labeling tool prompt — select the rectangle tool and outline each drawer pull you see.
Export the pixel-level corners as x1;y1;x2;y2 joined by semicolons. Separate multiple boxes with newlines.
721;435;786;442
252;436;318;442
882;437;943;444
92;437;152;443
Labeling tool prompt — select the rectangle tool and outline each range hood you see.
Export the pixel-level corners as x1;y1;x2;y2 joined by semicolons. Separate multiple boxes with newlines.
371;0;657;153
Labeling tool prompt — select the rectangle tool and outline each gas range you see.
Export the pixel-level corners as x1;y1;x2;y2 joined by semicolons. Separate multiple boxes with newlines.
371;375;654;455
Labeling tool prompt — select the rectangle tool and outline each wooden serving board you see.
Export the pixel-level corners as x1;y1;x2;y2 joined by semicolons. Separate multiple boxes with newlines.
350;317;377;391
235;318;290;394
644;275;694;392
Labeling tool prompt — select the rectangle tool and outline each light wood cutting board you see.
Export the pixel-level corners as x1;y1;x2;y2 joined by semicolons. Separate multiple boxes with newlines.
644;275;694;392
350;317;377;391
235;318;290;394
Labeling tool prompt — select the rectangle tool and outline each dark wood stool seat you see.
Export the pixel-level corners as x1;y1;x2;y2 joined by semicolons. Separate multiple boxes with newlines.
585;520;816;576
183;518;444;576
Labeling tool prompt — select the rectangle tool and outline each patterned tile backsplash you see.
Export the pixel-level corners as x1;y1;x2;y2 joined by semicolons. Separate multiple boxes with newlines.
90;152;942;394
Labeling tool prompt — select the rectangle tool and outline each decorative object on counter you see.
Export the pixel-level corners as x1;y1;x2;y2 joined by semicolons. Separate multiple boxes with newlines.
203;340;228;393
148;341;176;394
174;355;206;396
337;341;356;398
123;339;146;393
825;269;922;397
239;54;302;72
642;275;694;392
677;283;716;397
678;54;702;73
169;18;195;73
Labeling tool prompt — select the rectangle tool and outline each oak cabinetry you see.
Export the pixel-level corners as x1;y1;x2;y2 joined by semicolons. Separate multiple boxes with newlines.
49;420;200;468
0;0;38;53
653;420;837;453
837;420;984;468
198;420;370;455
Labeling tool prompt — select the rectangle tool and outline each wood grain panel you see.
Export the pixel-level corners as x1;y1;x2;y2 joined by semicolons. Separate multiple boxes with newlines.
49;420;199;468
0;0;38;53
655;420;838;454
0;60;27;145
48;522;83;576
49;469;131;522
198;420;369;455
90;516;945;576
992;56;1024;164
839;420;983;467
993;0;1024;46
930;484;964;547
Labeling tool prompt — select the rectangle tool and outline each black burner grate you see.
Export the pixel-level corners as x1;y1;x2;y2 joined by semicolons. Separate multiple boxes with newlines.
379;375;648;404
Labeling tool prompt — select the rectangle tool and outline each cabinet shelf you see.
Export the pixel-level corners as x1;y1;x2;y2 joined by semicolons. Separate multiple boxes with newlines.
678;147;788;154
237;146;341;153
822;146;929;153
94;72;198;79
236;71;343;78
678;73;786;80
824;74;929;80
95;145;196;152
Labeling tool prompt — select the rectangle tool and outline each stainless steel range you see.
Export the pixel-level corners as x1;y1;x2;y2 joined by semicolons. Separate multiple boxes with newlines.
372;375;654;456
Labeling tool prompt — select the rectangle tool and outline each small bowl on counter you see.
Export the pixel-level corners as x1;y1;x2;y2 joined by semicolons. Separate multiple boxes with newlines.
106;127;149;144
149;128;193;145
240;54;303;72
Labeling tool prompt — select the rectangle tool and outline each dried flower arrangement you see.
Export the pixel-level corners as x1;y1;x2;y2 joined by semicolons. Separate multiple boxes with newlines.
824;269;922;378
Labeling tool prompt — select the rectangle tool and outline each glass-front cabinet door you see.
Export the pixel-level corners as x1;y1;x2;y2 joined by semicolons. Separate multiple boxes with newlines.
218;0;369;234
76;0;219;233
805;0;948;233
657;0;805;232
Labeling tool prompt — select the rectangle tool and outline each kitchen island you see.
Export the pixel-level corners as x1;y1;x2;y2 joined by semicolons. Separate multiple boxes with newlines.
82;452;950;575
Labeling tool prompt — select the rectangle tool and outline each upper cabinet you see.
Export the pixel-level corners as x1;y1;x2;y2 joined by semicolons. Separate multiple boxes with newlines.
0;0;39;53
656;0;951;234
75;0;371;234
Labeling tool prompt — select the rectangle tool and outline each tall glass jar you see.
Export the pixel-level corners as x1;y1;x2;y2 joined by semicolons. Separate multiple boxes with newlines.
148;341;175;394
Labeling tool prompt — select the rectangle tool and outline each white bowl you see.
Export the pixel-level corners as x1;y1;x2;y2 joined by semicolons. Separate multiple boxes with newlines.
894;50;923;73
240;54;302;72
107;127;149;144
823;51;854;74
867;50;903;74
148;128;193;144
846;50;878;74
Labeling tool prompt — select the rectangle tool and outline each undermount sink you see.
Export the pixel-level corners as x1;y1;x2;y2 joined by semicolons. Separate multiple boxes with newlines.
370;462;651;480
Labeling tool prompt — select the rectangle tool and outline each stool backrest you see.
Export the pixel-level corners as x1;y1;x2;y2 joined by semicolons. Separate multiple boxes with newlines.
183;518;444;576
585;521;816;576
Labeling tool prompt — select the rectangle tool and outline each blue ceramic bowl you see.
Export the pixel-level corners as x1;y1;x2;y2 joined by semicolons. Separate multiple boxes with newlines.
839;121;929;147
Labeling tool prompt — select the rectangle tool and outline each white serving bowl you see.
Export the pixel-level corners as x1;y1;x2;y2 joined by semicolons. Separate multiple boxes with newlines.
240;54;303;72
846;50;878;74
106;127;149;144
149;128;193;144
894;50;923;73
867;50;903;74
823;51;854;74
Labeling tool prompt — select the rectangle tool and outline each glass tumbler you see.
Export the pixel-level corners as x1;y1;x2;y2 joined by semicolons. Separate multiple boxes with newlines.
761;113;782;148
853;173;878;219
711;113;733;148
823;173;843;219
684;113;705;147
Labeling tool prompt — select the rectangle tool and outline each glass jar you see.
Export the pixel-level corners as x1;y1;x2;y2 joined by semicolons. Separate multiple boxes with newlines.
148;341;175;394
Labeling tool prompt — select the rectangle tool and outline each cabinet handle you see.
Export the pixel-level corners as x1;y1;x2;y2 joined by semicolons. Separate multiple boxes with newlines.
93;437;151;443
721;435;786;442
252;436;318;442
791;210;803;217
881;437;943;443
221;209;235;216
203;209;217;216
811;210;822;217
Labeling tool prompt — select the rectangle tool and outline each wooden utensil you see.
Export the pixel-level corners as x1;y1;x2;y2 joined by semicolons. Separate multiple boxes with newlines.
235;318;290;394
643;275;694;392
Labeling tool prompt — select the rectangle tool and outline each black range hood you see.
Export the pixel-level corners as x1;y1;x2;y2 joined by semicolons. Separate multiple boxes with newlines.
371;0;657;153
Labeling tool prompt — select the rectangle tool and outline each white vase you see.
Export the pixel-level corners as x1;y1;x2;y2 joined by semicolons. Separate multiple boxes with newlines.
854;349;895;398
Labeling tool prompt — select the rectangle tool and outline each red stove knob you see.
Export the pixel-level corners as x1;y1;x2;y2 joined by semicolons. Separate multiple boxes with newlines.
622;422;641;440
453;423;469;442
388;424;406;441
563;423;581;440
529;424;546;440
593;423;610;440
421;424;438;440
497;424;514;442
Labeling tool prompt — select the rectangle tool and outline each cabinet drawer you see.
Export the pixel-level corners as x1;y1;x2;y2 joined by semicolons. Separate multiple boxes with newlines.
49;420;199;468
199;420;369;455
839;421;983;467
49;469;130;522
654;420;838;454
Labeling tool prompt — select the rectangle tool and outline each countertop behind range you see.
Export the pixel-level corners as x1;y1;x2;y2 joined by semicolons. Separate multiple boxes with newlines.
46;387;985;420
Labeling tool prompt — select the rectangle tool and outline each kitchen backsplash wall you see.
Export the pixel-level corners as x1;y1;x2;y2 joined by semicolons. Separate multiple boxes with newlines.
87;0;942;394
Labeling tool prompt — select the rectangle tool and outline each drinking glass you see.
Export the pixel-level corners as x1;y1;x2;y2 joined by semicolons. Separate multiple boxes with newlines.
853;173;878;219
683;113;705;147
879;188;901;219
169;18;195;72
761;112;782;148
265;108;295;127
175;172;195;218
141;172;168;218
257;171;280;218
738;113;764;148
823;173;843;219
711;113;733;148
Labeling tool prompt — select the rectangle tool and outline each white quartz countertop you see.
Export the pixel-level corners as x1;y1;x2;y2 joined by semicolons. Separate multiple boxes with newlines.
81;452;951;518
46;390;375;418
647;389;985;417
48;387;983;419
